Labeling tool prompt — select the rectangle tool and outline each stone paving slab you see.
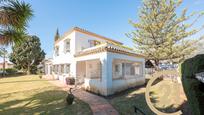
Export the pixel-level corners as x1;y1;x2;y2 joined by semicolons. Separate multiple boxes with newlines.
48;80;119;115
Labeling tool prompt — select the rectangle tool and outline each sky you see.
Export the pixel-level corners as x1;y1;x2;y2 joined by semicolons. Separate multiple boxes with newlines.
2;0;204;61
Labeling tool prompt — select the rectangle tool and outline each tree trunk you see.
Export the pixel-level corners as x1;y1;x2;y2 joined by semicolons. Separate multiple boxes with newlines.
27;65;30;75
2;54;5;77
154;60;160;71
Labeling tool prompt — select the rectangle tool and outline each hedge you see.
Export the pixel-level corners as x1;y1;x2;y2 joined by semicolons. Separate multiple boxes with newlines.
181;54;204;115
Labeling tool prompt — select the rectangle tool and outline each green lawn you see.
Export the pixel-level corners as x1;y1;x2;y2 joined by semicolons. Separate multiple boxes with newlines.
0;75;92;115
109;79;189;115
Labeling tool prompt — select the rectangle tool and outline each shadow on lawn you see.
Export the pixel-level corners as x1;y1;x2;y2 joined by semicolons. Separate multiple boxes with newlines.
155;101;192;115
0;72;26;78
0;89;91;115
0;79;55;84
108;86;191;115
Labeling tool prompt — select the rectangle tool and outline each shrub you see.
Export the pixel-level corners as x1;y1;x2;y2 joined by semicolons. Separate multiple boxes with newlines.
66;77;75;85
5;68;17;74
66;88;75;105
39;75;42;79
180;54;204;115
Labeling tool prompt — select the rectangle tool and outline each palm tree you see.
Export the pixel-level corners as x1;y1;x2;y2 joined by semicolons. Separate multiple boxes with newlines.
0;0;33;45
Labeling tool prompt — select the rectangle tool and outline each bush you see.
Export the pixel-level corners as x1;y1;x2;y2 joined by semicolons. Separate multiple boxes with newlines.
66;88;75;105
181;54;204;115
66;77;75;85
5;68;17;74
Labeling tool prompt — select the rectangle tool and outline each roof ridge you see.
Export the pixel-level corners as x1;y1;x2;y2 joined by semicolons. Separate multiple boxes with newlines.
55;26;123;45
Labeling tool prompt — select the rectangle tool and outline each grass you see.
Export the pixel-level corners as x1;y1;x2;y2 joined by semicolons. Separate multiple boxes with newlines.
108;79;189;115
0;75;92;115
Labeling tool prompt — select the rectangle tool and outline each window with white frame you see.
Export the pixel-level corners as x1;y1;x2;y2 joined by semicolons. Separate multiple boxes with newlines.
130;66;135;75
134;64;141;75
126;63;141;76
61;65;64;74
125;63;132;75
64;39;70;53
89;40;101;47
55;46;59;56
58;65;61;74
65;64;70;74
113;63;123;79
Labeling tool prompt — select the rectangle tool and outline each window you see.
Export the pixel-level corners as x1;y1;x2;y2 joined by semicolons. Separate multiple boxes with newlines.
55;46;59;56
54;65;58;74
113;63;123;79
89;40;101;47
53;65;56;74
61;65;64;74
124;63;141;76
134;65;140;75
64;39;70;53
50;66;52;74
65;64;70;74
125;63;131;75
115;64;120;72
57;65;60;74
130;66;135;75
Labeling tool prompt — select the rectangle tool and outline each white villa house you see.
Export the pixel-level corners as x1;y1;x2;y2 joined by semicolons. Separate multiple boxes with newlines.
44;27;145;96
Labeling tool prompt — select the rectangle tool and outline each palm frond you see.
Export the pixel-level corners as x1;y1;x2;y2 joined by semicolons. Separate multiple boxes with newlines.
0;28;26;45
0;0;33;30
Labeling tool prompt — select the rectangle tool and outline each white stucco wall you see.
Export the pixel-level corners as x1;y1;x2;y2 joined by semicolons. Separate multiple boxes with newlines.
75;52;145;96
75;31;109;53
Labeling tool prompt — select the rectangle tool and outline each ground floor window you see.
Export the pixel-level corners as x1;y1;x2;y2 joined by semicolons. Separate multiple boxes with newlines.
61;65;64;74
125;63;141;76
50;66;52;74
53;64;70;74
65;64;70;74
113;59;142;79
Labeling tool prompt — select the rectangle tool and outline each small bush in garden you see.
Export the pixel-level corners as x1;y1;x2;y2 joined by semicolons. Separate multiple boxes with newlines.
39;75;42;79
5;68;17;74
66;77;75;85
66;88;75;105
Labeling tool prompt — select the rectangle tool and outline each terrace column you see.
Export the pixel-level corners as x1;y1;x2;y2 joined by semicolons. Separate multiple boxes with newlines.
100;52;113;96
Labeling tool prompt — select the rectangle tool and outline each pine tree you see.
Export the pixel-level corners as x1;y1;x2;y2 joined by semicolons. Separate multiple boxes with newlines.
54;28;60;41
127;0;204;68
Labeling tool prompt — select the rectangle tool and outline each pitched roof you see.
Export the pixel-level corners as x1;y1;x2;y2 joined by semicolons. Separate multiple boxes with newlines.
74;43;144;58
55;27;123;45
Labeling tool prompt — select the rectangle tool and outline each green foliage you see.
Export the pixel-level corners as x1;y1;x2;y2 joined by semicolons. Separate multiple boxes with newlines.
0;0;33;45
66;77;75;85
127;0;204;66
66;93;75;105
66;88;75;105
0;68;17;74
181;54;204;115
9;35;45;74
5;68;18;74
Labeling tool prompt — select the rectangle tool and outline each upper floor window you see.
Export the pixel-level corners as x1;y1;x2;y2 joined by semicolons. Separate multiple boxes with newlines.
89;40;101;47
64;39;70;53
55;46;59;56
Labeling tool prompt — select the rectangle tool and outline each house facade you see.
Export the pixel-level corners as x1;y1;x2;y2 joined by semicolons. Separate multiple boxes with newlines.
45;27;145;96
0;61;14;69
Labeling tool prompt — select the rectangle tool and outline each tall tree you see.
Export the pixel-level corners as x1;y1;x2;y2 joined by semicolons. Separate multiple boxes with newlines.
0;0;33;45
0;47;8;76
10;35;45;74
54;28;60;41
127;0;204;68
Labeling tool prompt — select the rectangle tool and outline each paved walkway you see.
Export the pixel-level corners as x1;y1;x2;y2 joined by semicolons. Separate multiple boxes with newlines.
48;80;119;115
